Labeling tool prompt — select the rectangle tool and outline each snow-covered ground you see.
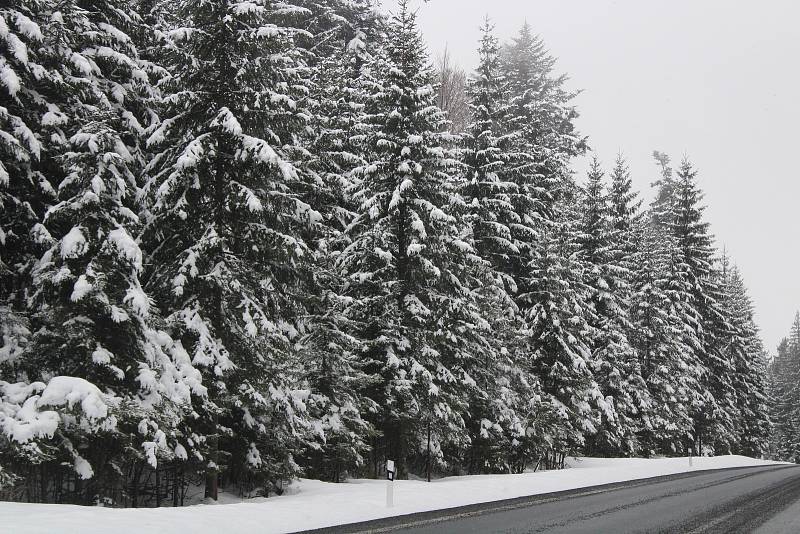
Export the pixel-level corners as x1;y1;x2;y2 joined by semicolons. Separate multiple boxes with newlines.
1;455;785;534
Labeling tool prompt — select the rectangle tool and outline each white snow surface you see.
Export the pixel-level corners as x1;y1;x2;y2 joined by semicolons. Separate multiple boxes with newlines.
37;376;112;420
0;455;785;534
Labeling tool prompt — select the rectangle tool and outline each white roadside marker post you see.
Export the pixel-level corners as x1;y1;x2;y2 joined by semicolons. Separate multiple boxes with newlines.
386;460;395;508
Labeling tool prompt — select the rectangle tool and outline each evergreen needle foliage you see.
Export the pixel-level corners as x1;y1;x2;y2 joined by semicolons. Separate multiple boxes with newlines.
0;0;775;505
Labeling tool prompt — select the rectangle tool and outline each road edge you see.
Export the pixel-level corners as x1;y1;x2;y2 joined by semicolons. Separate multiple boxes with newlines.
298;464;794;534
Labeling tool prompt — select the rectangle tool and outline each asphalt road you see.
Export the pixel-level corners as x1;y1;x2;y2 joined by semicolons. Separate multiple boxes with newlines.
311;464;800;534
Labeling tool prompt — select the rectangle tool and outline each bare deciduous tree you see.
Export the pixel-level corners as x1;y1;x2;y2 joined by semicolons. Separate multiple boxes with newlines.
435;46;469;133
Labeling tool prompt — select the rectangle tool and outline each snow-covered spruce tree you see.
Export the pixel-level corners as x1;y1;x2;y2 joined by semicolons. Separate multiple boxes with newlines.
607;156;653;417
305;16;374;234
642;155;715;456
650;150;676;229
629;216;697;454
457;17;535;474
768;319;800;462
340;2;493;479
788;316;800;460
607;156;643;277
766;340;784;460
0;0;74;490
300;232;376;484
578;158;650;456
25;123;203;500
787;313;800;461
499;22;583;294
787;317;800;459
1;0;202;503
766;339;787;460
289;0;381;62
774;343;796;460
0;0;51;314
670;159;736;454
719;256;770;456
0;5;48;481
499;24;594;461
0;307;33;488
299;20;379;483
494;25;567;319
142;0;321;499
298;258;376;483
502;22;586;204
519;191;605;459
462;18;518;291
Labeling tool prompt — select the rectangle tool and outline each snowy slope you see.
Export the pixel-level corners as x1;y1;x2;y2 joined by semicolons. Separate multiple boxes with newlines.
0;456;785;534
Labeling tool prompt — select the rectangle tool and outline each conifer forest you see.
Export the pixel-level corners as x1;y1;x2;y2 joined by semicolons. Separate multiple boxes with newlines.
0;0;793;508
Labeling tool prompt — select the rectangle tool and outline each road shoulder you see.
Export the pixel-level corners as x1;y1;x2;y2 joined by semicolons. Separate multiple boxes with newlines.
300;465;792;534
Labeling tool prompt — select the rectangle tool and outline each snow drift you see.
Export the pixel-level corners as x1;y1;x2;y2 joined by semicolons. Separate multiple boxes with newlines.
0;455;785;534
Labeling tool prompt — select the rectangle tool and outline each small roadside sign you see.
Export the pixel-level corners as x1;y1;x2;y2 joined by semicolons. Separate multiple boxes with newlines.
386;459;395;507
387;460;395;481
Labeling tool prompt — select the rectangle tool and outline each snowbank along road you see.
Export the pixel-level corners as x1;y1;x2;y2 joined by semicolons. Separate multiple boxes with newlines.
308;464;800;533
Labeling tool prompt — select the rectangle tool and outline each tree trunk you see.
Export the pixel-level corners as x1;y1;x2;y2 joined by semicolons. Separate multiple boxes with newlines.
156;467;161;508
172;465;179;507
205;412;219;501
426;422;432;482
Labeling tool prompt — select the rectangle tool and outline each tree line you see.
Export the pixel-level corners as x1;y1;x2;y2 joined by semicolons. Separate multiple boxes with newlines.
768;313;800;463
0;0;772;506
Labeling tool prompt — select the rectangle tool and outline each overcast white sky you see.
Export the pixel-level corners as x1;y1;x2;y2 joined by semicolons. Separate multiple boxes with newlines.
385;0;800;352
